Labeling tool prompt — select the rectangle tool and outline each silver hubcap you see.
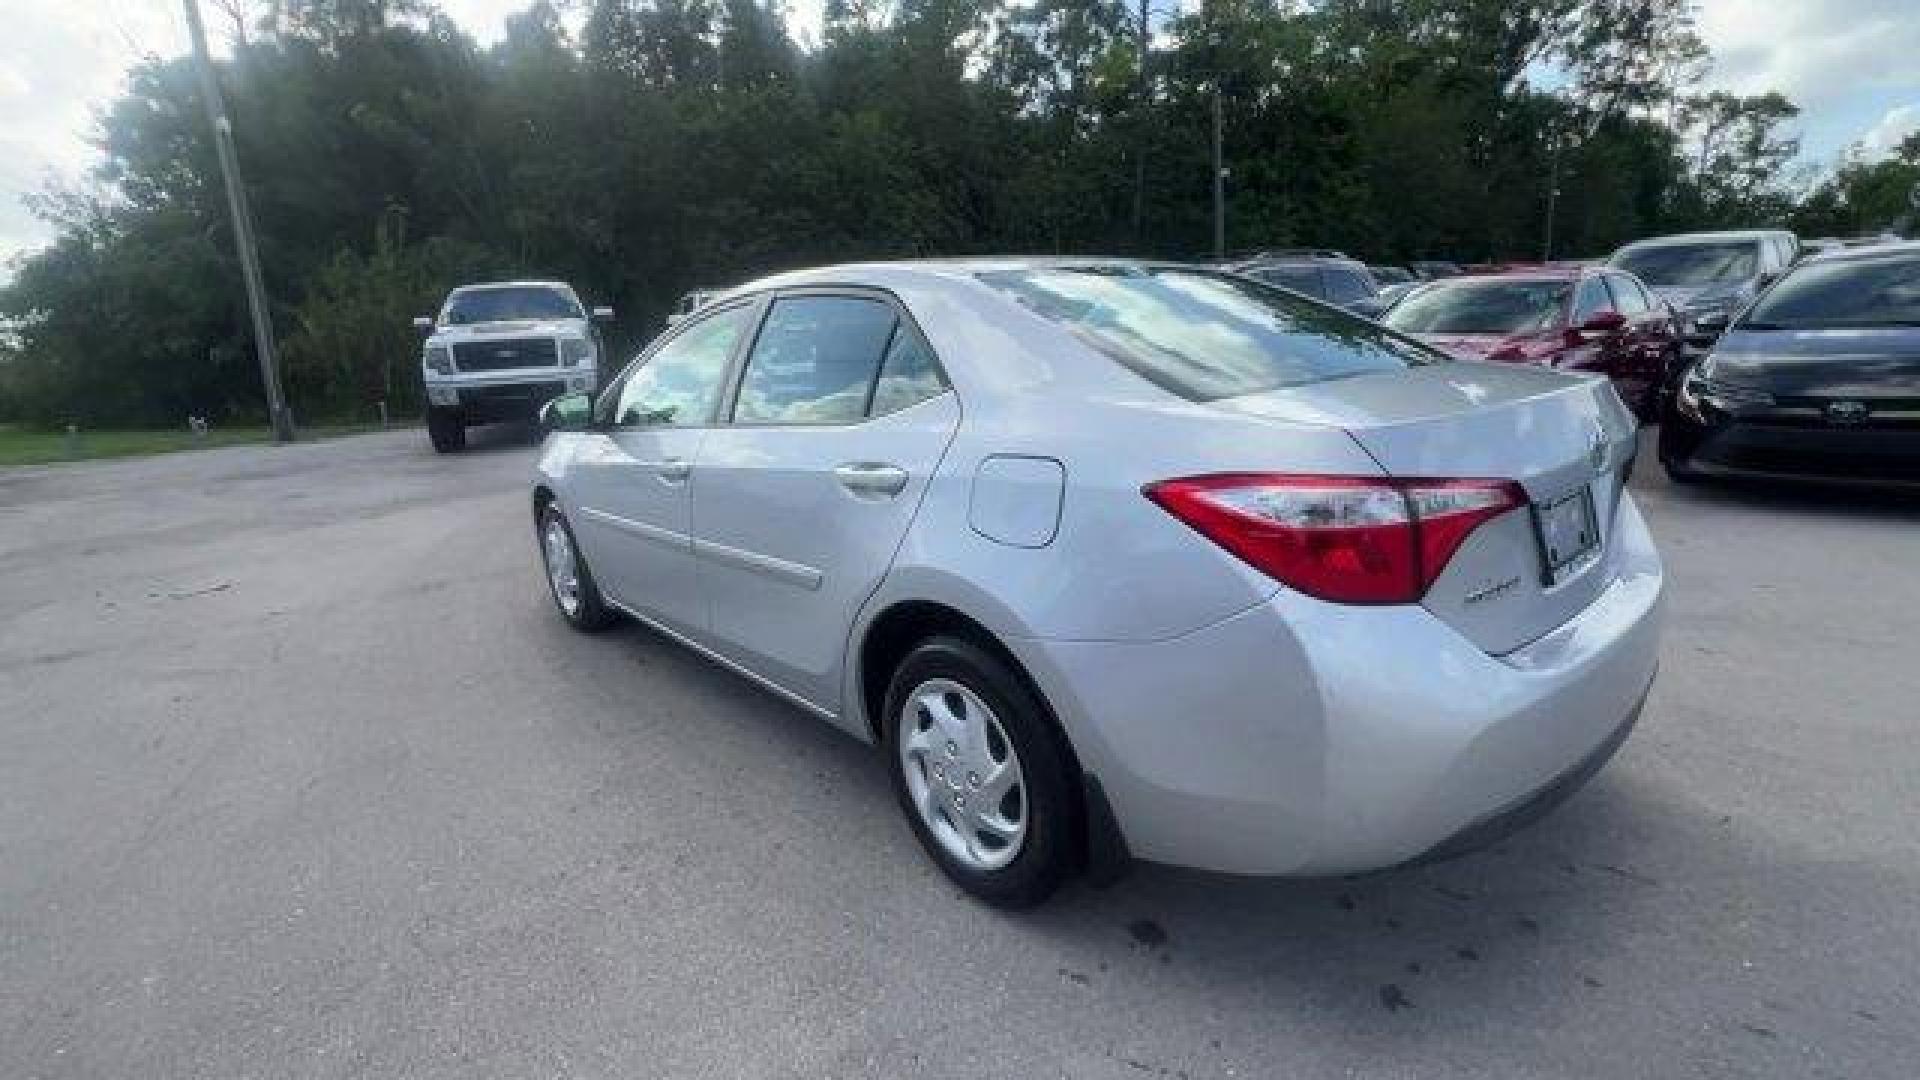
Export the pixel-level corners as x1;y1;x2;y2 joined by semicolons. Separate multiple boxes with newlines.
542;516;582;617
898;679;1027;871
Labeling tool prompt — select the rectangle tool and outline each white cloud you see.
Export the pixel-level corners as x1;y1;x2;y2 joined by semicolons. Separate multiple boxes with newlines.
1695;0;1920;107
1857;103;1919;160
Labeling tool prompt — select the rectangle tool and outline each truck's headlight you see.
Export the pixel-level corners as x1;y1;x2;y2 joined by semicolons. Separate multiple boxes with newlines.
560;338;594;367
424;345;453;374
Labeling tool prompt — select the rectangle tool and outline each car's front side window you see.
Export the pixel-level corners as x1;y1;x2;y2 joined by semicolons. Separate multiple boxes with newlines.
1570;278;1613;323
1606;275;1649;315
608;304;754;428
732;295;899;426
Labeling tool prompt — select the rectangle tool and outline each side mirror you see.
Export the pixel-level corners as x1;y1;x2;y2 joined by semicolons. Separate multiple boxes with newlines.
412;316;435;334
1578;309;1627;335
592;306;615;322
538;391;594;433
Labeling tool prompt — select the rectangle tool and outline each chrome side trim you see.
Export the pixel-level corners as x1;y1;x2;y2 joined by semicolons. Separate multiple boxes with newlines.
578;506;688;550
692;537;824;591
603;598;839;722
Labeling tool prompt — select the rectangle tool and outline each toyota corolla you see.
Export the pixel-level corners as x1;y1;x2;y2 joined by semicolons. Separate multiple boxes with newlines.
530;260;1664;907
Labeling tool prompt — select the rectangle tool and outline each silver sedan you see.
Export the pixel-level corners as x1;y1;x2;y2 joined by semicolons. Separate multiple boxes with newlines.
530;260;1664;908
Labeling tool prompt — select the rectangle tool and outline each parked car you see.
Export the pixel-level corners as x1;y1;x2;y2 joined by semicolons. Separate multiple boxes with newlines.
1606;229;1798;353
1231;254;1382;314
1381;264;1681;419
1408;260;1463;280
414;280;612;453
1661;240;1920;486
530;259;1662;907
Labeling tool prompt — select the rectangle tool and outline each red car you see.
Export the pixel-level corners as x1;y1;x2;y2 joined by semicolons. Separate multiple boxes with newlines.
1381;263;1680;419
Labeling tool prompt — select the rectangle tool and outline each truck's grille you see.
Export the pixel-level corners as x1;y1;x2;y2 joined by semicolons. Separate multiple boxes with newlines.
453;338;558;371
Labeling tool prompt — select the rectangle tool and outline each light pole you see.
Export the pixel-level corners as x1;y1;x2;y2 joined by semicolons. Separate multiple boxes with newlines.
1542;128;1562;262
1212;86;1226;260
182;0;293;442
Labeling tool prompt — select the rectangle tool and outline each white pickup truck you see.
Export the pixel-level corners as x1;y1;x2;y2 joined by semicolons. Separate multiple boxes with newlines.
413;280;613;453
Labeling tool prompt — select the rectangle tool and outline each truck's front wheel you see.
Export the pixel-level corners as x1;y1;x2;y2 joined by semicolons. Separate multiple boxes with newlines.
427;406;466;454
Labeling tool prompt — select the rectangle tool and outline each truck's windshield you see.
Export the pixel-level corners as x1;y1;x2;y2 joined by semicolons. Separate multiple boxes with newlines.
444;286;582;325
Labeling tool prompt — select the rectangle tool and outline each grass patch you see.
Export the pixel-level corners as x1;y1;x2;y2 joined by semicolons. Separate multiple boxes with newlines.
0;423;393;469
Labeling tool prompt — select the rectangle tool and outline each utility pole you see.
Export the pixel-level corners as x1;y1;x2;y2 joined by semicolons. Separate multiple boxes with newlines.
1211;87;1226;260
1542;129;1561;263
1130;0;1150;249
183;0;293;442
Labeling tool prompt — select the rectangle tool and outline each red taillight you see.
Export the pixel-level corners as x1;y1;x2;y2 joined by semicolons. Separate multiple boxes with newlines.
1143;474;1528;605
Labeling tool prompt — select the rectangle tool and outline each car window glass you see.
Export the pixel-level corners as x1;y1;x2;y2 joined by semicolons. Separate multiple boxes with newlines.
1571;277;1612;322
870;325;948;416
1607;275;1649;315
610;304;752;427
981;265;1433;402
733;296;896;425
444;286;581;324
1324;268;1372;303
1249;265;1324;297
1386;279;1570;335
1612;242;1759;287
1743;250;1920;329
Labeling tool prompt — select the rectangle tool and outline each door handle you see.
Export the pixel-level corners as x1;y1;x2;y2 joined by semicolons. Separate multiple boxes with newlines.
834;462;908;498
653;458;692;484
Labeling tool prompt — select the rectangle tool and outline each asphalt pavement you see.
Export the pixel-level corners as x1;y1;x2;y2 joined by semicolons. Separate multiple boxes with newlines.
2;423;1915;1078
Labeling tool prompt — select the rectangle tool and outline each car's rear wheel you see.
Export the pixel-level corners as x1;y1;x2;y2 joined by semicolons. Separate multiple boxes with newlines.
427;406;466;454
539;504;615;631
884;636;1078;908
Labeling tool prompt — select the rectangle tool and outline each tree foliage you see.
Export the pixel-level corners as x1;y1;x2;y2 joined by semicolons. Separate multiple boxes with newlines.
0;0;1823;426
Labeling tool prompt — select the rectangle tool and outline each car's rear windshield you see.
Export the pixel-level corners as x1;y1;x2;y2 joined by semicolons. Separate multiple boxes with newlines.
444;286;582;325
1741;250;1920;330
1384;279;1570;335
977;265;1433;401
1611;242;1758;287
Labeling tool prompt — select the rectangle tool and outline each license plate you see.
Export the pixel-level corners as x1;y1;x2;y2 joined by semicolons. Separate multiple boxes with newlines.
1533;486;1600;585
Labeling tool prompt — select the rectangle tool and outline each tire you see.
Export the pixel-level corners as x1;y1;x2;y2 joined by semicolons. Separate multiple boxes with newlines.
427;407;466;454
883;635;1079;908
538;504;616;632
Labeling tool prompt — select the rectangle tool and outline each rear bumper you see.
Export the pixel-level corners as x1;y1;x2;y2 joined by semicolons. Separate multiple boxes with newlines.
1401;677;1646;867
1010;494;1664;877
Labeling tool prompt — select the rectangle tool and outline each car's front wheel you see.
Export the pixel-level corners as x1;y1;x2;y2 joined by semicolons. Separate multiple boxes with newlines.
427;406;466;454
884;636;1079;908
539;504;615;631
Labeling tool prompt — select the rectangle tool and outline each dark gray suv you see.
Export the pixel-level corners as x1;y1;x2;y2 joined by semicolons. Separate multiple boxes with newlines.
1231;254;1383;315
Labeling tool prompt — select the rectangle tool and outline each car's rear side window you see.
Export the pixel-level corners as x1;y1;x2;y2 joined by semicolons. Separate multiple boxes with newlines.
733;296;898;425
980;266;1431;401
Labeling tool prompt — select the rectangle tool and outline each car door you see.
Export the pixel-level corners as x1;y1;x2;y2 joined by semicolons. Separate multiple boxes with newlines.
566;300;759;638
691;290;960;714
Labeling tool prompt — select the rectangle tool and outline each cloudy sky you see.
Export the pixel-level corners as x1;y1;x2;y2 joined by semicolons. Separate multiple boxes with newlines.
1;0;1916;268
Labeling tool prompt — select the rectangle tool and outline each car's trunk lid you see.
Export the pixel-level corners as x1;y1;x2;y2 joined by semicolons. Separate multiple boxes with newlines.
1220;362;1640;654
